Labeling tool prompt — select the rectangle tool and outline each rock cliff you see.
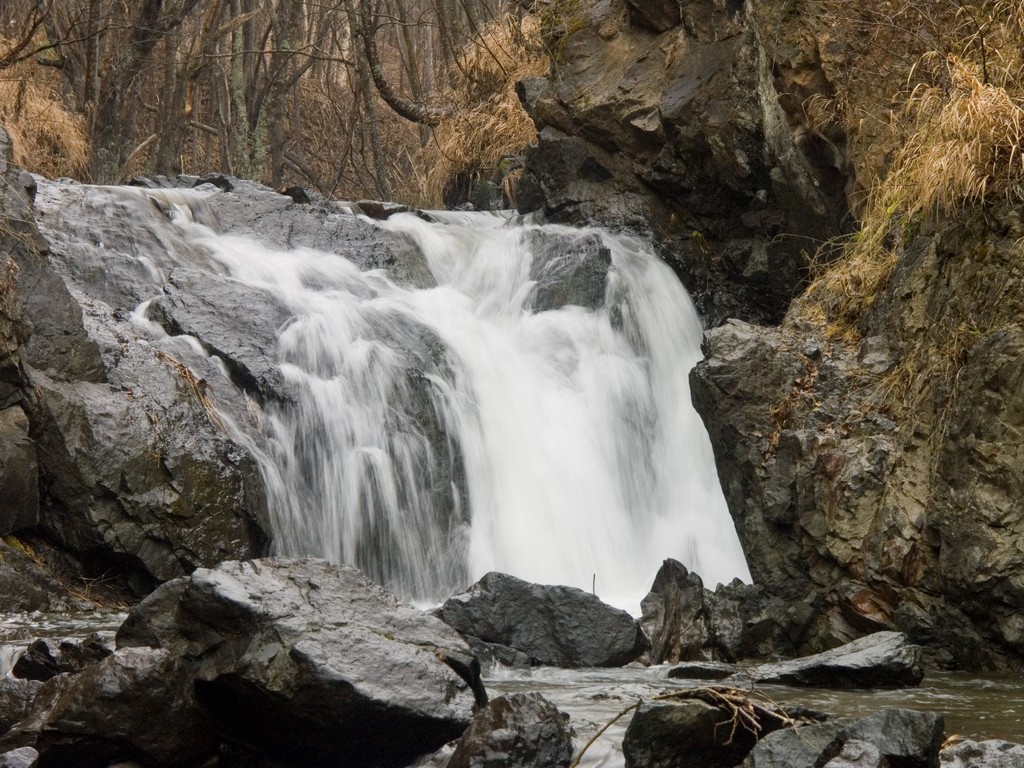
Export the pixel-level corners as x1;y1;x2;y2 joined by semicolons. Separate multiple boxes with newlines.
517;0;850;325
517;0;1024;669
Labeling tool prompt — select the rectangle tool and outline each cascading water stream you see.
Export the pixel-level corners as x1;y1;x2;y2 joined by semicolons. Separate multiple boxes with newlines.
145;197;750;609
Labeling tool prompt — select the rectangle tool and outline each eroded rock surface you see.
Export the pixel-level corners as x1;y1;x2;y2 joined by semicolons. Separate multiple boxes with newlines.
2;559;481;768
437;571;649;668
447;692;573;768
518;0;850;325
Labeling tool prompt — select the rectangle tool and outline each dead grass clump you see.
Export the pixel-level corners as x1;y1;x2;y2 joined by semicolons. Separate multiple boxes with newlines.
0;257;18;315
405;14;547;208
801;53;1024;335
0;61;89;179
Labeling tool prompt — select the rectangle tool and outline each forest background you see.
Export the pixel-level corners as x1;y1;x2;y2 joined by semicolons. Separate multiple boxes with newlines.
0;0;545;208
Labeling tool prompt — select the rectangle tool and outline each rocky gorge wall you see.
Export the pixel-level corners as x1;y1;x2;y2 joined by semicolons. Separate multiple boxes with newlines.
516;0;1024;669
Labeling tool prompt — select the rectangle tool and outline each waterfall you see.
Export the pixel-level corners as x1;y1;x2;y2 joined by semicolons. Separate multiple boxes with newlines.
150;199;750;608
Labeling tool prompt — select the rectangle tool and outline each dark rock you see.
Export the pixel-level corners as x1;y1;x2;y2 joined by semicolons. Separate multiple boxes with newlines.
15;178;275;586
117;557;481;766
0;678;42;735
11;635;113;682
463;636;537;670
940;739;1024;767
447;693;572;768
640;559;816;665
0;407;37;535
736;632;923;688
524;229;613;312
622;697;786;768
640;559;711;664
280;186;311;204
146;268;291;401
437;572;649;668
28;361;269;585
521;3;848;325
824;741;891;768
821;709;944;768
625;0;680;32
194;172;233;191
0;747;37;768
740;720;851;768
1;647;217;768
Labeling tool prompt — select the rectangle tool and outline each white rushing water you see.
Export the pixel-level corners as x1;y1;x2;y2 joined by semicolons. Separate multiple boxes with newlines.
151;201;750;609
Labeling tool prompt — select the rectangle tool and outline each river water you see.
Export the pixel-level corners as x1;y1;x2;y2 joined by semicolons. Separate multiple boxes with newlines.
484;666;1024;766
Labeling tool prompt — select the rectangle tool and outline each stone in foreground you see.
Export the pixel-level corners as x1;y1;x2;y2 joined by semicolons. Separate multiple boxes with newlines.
437;571;649;667
735;631;923;688
940;739;1024;767
114;557;483;767
447;692;572;768
622;698;790;768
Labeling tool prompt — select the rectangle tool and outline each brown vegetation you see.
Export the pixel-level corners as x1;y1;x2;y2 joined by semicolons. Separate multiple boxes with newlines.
800;0;1024;337
0;0;545;207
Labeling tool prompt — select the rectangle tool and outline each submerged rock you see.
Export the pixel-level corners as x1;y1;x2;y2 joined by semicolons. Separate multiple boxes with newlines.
437;571;649;668
734;631;924;689
447;692;573;768
524;229;613;312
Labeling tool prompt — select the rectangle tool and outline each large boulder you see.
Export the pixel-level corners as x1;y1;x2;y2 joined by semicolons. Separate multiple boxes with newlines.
820;709;944;768
447;692;573;768
622;695;794;768
436;571;649;668
116;557;484;767
641;559;817;664
735;632;923;689
691;213;1024;669
518;1;849;325
741;720;851;768
1;647;216;768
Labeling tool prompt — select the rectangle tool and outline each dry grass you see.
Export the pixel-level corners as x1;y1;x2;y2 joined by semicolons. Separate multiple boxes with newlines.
403;14;547;208
801;52;1024;335
0;61;89;179
0;257;18;315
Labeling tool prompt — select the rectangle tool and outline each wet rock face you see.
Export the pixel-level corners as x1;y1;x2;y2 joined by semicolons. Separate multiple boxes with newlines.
113;558;480;768
518;0;849;325
437;571;649;668
447;693;573;768
691;216;1024;669
0;166;456;592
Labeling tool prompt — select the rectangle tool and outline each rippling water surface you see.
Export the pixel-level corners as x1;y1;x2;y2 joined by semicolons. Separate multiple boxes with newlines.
486;666;1024;767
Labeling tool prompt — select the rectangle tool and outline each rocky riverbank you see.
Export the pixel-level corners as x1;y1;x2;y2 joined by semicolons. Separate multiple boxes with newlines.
0;559;1019;767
